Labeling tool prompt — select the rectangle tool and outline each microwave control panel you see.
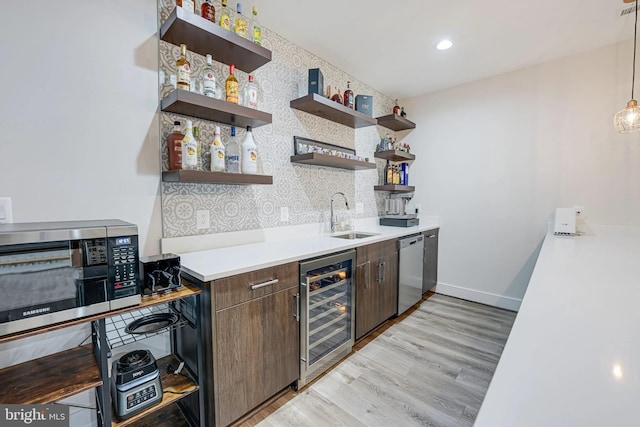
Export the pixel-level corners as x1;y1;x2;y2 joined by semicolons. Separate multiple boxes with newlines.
107;235;140;299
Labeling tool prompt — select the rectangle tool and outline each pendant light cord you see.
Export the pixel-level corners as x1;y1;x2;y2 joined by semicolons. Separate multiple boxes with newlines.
633;0;638;99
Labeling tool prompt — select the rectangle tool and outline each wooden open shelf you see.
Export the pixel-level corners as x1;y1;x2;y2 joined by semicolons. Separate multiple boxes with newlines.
374;185;416;193
162;170;273;185
0;283;202;345
376;114;416;131
112;354;198;427
374;150;415;162
290;94;377;129
126;403;191;427
161;89;272;128
160;6;272;73
290;153;376;170
0;345;101;404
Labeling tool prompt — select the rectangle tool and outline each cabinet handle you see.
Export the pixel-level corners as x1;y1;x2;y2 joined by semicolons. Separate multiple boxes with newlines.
364;261;370;289
378;262;386;283
427;234;436;238
250;278;279;290
294;293;300;321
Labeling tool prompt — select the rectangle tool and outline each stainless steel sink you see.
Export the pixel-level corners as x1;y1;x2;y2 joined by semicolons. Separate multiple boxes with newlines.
331;231;380;240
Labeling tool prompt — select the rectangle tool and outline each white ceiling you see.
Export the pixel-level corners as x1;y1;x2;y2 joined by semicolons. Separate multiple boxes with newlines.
249;0;636;99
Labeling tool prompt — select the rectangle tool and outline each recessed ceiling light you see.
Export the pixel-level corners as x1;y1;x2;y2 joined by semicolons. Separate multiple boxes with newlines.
436;39;453;50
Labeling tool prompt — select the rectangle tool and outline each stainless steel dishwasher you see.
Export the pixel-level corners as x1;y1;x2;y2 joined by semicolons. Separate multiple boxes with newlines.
398;234;424;315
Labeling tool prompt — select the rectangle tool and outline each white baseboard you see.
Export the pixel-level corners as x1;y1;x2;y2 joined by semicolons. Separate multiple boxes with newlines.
433;282;522;312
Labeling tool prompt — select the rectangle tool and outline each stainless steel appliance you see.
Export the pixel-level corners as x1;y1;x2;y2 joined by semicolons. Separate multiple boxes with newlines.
299;250;355;388
380;192;419;227
139;253;181;296
111;349;163;419
398;234;424;315
0;220;141;336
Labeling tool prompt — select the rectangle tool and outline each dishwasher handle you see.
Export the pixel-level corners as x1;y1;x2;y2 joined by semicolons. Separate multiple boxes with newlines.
398;234;423;250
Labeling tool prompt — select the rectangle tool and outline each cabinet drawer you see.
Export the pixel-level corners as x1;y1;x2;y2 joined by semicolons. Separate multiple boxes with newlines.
213;262;298;310
356;238;397;264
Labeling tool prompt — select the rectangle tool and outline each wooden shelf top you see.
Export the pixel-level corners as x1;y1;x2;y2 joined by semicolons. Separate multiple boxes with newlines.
162;170;273;185
0;345;101;404
373;185;416;193
161;89;272;128
0;283;201;345
160;6;272;73
374;150;415;162
376;114;416;131
112;354;198;427
290;94;378;129
290;153;376;170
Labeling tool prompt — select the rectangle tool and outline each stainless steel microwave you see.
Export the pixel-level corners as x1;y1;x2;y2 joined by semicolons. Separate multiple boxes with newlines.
0;219;141;337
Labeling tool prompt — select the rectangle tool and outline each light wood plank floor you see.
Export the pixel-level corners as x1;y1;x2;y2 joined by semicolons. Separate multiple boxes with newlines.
243;293;517;427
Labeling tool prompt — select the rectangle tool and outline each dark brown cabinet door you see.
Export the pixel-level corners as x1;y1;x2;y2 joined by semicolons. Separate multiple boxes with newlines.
215;286;299;426
378;252;399;322
355;239;398;340
423;230;439;294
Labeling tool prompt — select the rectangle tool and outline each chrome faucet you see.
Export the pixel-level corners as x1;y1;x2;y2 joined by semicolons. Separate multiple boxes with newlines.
330;192;350;233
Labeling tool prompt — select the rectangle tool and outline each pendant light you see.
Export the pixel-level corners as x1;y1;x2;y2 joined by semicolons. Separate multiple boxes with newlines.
615;0;640;133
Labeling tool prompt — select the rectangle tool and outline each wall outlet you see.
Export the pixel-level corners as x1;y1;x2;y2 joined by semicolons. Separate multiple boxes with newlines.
575;206;585;219
355;202;364;214
196;210;210;229
280;206;290;222
0;197;13;224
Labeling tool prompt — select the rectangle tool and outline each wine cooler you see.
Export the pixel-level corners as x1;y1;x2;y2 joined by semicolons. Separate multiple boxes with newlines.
298;249;356;388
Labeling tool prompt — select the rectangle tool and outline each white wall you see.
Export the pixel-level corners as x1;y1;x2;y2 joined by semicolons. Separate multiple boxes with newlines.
403;41;640;310
0;0;161;256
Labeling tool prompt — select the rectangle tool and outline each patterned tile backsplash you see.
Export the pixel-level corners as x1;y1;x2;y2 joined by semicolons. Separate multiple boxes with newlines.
159;1;398;237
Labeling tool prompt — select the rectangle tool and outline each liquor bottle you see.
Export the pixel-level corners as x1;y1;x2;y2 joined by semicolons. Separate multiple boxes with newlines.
234;3;247;38
201;0;215;22
251;6;262;45
331;88;343;104
393;99;400;115
177;0;195;13
167;121;184;170
226;126;241;173
193;126;203;170
203;54;216;98
343;81;354;109
176;44;191;91
225;64;239;104
400;107;407;117
393;165;400;185
244;75;258;109
182;120;198;170
219;0;231;30
241;126;258;174
210;126;226;172
384;162;392;185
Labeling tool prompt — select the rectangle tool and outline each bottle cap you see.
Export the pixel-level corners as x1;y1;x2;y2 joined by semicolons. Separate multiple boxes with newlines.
206;54;212;63
174;121;180;125
193;126;200;137
215;126;221;134
248;75;254;82
253;5;257;15
246;126;252;131
229;64;235;74
237;3;242;13
186;119;193;128
231;126;236;136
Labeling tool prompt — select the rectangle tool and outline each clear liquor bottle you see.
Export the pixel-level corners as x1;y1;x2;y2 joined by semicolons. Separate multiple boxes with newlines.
251;6;262;45
244;74;258;109
219;0;232;30
226;126;241;173
203;54;216;98
234;3;247;38
176;44;191;91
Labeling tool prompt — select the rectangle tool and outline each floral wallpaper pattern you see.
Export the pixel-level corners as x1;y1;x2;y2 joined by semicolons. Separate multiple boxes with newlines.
158;1;399;237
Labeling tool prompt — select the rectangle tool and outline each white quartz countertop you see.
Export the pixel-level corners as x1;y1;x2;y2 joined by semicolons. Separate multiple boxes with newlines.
475;225;640;427
177;219;439;282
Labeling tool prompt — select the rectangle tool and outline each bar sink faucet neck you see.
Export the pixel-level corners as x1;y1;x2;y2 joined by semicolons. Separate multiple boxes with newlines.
330;192;350;233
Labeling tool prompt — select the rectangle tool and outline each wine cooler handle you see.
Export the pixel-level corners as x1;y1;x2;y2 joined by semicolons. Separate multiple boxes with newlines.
250;278;279;290
294;293;300;321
